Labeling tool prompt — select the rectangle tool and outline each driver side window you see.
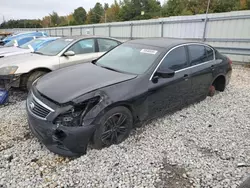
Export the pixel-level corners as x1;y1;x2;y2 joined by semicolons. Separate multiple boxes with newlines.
159;46;188;71
68;39;95;55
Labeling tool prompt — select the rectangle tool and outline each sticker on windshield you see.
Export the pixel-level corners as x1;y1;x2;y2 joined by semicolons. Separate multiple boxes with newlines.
140;49;158;55
65;39;73;42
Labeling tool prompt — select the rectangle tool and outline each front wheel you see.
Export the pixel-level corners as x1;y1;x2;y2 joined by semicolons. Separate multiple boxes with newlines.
26;71;47;90
92;106;133;149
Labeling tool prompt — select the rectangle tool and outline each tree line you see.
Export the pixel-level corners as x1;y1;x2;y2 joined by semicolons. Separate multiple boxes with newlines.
1;0;250;28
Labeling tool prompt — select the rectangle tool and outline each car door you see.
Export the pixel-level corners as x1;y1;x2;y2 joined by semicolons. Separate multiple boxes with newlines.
147;46;192;119
59;38;98;68
96;38;121;57
188;44;215;100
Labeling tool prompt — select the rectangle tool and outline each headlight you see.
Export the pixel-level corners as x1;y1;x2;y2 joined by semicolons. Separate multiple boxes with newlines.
0;66;18;75
54;96;101;127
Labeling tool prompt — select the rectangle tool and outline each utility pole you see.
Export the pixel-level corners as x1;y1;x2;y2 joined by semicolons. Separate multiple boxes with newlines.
202;0;211;41
0;14;5;23
206;0;211;16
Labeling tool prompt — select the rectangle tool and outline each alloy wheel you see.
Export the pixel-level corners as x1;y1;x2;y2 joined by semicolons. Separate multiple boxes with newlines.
101;113;128;145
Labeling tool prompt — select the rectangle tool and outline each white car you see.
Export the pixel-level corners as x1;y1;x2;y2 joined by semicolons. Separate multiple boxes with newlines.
0;37;59;58
0;36;121;90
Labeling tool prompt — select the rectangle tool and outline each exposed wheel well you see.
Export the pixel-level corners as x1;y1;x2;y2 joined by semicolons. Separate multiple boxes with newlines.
28;68;52;74
212;75;226;92
120;104;138;122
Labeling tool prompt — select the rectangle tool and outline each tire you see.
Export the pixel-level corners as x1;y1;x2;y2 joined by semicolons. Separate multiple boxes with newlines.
92;106;133;149
26;71;47;90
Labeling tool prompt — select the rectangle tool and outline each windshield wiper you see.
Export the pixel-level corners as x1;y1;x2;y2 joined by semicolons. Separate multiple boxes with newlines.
99;65;121;73
91;59;97;64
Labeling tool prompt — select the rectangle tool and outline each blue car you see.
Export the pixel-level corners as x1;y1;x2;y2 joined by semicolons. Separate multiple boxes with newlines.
0;37;59;58
19;37;60;51
3;36;37;47
0;31;48;46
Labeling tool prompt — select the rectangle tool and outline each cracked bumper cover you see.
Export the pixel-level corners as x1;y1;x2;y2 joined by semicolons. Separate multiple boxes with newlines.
26;103;96;157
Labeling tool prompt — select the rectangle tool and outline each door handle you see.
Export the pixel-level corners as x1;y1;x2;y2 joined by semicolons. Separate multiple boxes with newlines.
211;65;215;71
183;74;189;81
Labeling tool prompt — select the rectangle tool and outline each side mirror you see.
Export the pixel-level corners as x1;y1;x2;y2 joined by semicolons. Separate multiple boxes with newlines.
155;68;175;78
64;51;75;57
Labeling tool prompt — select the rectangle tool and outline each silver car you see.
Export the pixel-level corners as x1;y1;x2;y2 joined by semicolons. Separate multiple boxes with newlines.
0;36;121;90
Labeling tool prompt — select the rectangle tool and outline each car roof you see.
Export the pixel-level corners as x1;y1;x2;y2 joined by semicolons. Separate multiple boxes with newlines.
126;38;206;50
7;32;37;39
60;35;121;42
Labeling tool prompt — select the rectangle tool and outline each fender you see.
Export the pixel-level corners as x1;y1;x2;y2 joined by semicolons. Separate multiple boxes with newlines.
210;73;226;86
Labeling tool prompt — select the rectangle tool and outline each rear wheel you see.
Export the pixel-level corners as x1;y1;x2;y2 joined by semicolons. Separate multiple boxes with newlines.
92;106;133;149
26;71;47;90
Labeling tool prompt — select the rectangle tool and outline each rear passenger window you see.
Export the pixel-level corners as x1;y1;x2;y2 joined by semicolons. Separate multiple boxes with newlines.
68;39;95;54
159;46;188;71
188;45;214;66
205;46;214;61
188;45;207;66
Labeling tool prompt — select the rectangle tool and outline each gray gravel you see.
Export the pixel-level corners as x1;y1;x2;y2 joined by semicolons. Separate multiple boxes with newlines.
1;65;250;188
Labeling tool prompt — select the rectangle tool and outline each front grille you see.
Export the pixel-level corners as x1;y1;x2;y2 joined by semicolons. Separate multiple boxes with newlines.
29;93;53;119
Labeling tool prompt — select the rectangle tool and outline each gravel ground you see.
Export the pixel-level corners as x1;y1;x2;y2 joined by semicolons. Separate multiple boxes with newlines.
0;65;250;188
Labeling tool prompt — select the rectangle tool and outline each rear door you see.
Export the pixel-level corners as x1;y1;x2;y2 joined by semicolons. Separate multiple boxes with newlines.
188;44;215;99
96;38;121;57
59;38;98;68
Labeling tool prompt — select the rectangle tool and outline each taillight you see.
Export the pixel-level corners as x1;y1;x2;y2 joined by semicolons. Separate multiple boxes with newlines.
228;58;232;65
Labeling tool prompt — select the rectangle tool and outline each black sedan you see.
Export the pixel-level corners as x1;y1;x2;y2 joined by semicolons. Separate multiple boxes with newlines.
26;38;232;157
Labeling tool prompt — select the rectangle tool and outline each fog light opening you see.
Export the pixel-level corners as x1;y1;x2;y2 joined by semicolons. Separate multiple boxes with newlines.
53;129;67;141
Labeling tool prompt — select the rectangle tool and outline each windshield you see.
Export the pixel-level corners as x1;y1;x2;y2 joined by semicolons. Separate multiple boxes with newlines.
4;39;15;47
3;35;13;41
19;39;44;49
35;39;72;56
96;44;162;74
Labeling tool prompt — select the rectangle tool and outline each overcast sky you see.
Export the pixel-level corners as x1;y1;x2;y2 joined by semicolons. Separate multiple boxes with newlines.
0;0;165;22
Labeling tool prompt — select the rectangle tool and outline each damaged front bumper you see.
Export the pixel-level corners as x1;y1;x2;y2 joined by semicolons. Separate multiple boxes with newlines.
27;110;96;157
26;92;97;157
0;75;21;89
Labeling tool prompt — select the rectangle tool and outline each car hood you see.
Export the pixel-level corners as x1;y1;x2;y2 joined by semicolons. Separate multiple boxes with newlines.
36;63;137;104
0;53;53;67
0;47;30;57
